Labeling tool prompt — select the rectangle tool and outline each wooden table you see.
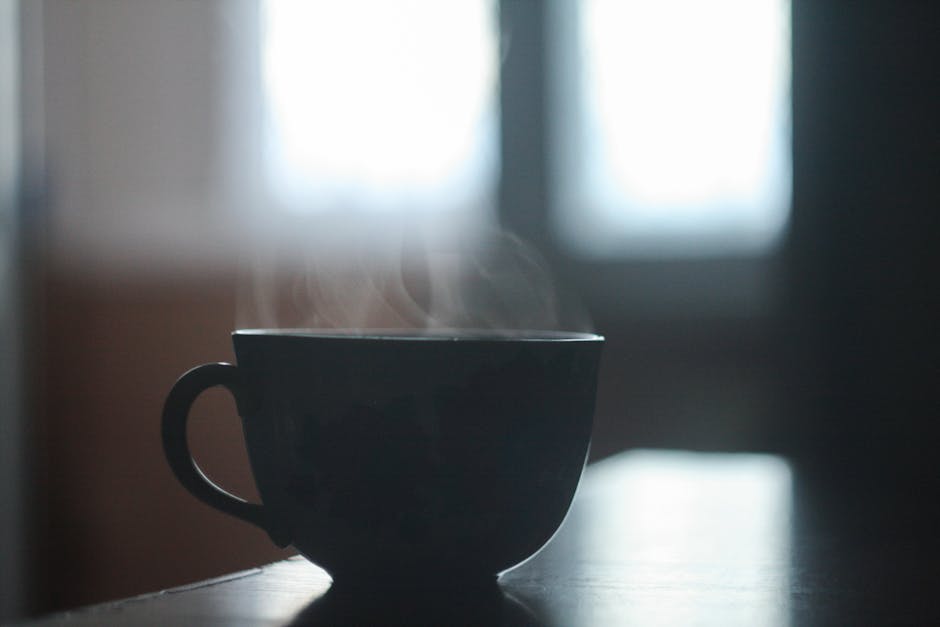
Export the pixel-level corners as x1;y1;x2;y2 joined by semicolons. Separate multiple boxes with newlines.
25;449;939;625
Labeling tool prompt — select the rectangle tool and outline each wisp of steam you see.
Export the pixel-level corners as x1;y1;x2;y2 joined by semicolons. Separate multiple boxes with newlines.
236;225;592;335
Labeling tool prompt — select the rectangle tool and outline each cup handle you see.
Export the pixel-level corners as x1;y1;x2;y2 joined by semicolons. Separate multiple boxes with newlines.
161;363;273;537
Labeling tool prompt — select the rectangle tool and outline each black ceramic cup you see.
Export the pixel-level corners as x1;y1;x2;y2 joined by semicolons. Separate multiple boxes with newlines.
162;329;603;586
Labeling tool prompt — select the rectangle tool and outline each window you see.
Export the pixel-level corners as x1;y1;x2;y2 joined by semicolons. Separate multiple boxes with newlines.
550;0;791;258
262;0;499;217
262;0;791;260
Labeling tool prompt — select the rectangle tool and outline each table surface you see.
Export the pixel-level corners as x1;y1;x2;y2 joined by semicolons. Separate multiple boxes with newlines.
24;449;939;626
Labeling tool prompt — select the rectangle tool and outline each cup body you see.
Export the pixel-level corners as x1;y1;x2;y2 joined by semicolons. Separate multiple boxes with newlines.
225;330;601;582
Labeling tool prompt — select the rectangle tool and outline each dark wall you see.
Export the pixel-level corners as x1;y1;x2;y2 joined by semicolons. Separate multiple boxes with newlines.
786;1;939;488
1;0;26;619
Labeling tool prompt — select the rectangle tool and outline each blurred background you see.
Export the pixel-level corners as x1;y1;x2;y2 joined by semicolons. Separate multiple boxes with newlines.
1;0;937;621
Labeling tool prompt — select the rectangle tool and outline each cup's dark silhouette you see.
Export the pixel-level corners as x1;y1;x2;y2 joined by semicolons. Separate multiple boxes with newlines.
163;330;603;585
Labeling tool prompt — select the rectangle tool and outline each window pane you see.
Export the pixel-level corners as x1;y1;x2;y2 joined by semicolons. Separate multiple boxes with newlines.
263;0;498;215
550;0;791;258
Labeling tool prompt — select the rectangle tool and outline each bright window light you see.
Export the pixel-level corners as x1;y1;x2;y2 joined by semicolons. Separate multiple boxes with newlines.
263;0;498;215
551;0;791;258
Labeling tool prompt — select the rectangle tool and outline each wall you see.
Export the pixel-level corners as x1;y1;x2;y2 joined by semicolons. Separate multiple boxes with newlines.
1;0;25;620
787;0;940;487
34;0;288;611
36;273;291;611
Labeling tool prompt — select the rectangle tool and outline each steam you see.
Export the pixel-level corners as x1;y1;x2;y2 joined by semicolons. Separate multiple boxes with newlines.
236;225;592;334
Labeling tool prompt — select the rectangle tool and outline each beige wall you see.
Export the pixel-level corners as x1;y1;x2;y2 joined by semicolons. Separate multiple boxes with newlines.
42;0;259;277
35;2;288;610
38;273;292;610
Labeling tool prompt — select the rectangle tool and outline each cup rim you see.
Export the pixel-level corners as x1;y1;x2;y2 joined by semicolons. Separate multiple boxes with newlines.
234;328;604;342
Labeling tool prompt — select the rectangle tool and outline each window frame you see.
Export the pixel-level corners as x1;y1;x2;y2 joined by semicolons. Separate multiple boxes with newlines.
498;0;788;323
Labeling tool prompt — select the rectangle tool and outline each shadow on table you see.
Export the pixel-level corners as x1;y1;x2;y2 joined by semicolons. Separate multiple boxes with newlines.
286;580;546;626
